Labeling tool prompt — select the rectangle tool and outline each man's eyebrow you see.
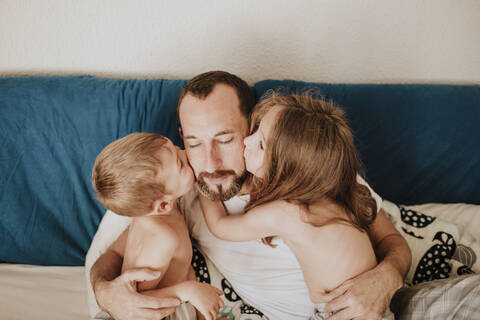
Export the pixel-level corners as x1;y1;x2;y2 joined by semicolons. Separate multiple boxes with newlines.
184;130;235;140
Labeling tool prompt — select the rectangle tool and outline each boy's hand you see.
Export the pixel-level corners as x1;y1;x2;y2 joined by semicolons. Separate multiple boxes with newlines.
182;281;224;320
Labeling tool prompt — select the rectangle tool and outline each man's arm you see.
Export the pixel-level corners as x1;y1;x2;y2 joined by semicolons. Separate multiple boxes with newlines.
90;229;127;292
370;209;412;291
322;209;412;320
90;230;180;320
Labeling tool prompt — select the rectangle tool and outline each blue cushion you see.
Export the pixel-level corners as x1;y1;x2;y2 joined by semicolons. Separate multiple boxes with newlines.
255;80;480;205
0;76;187;265
2;76;479;266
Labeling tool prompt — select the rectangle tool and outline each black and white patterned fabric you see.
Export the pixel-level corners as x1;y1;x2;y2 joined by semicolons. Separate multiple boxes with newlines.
382;201;479;286
191;244;267;320
189;202;480;319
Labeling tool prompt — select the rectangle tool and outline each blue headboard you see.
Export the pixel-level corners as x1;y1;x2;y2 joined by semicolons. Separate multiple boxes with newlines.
255;80;480;206
1;76;479;266
0;76;186;265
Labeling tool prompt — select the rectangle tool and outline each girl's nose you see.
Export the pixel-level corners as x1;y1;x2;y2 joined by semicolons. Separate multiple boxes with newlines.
243;134;253;148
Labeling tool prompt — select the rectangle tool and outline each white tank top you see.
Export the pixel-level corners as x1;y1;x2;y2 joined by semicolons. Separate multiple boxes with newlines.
182;176;382;319
182;191;314;319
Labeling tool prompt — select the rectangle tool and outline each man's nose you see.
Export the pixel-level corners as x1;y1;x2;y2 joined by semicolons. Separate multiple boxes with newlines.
203;144;221;173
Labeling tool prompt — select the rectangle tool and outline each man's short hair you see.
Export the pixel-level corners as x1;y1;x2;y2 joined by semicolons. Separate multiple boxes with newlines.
177;70;255;120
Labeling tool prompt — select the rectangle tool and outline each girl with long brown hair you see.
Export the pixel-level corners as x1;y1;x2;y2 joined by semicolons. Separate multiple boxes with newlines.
198;93;379;319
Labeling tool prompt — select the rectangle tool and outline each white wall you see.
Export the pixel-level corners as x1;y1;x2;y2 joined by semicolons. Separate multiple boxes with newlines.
1;0;479;84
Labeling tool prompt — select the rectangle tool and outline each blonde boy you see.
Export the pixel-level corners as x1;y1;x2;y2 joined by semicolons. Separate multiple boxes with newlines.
92;132;223;320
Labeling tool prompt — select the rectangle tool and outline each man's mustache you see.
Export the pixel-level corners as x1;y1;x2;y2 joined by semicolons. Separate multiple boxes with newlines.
198;170;236;180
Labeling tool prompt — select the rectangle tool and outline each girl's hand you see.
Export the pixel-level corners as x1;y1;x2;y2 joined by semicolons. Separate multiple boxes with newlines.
182;281;224;320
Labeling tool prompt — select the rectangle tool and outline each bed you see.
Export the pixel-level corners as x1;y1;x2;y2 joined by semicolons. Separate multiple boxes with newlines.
1;76;479;319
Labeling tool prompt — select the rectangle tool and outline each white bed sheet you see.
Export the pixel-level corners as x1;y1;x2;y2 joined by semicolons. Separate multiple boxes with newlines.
1;203;478;320
0;263;90;320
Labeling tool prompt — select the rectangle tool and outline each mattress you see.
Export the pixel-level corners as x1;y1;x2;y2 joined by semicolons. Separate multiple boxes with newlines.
1;203;478;320
0;264;89;320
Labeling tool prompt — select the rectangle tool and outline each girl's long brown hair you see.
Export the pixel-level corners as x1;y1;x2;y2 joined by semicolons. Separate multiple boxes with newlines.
246;93;377;246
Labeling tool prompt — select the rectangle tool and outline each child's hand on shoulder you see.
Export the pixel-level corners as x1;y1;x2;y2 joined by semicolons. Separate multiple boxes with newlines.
184;281;224;320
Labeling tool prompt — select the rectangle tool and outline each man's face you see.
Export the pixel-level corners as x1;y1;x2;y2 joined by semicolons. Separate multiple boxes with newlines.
179;83;249;201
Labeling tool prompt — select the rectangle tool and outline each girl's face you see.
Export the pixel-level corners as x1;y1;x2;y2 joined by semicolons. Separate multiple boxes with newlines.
243;106;281;178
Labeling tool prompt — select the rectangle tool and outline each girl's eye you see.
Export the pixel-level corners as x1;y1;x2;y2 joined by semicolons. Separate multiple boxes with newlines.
259;140;264;150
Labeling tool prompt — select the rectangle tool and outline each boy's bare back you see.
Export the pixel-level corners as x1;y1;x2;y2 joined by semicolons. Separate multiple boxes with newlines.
122;204;193;292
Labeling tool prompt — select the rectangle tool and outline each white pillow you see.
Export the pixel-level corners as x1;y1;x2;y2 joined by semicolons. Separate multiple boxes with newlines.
85;210;268;319
381;200;479;286
84;211;132;319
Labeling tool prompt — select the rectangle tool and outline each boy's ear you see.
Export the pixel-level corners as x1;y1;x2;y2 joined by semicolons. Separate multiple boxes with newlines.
152;199;173;215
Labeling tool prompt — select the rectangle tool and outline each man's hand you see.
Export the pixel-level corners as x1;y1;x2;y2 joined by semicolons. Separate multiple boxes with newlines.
319;263;403;320
95;268;180;320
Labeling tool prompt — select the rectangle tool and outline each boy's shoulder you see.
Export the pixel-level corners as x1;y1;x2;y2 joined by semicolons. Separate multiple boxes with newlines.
131;216;180;247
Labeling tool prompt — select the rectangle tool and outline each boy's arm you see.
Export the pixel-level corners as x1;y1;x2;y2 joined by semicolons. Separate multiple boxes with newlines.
90;230;180;320
123;219;179;292
198;193;282;241
188;265;197;281
321;209;412;320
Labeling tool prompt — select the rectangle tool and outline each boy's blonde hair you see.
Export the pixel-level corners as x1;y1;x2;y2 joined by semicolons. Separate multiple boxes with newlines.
247;93;377;246
92;132;169;217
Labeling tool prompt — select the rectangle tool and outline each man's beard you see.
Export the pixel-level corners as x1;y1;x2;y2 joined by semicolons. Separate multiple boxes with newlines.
197;170;248;201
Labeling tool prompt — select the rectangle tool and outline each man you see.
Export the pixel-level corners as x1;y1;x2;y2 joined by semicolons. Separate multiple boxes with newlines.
89;71;412;320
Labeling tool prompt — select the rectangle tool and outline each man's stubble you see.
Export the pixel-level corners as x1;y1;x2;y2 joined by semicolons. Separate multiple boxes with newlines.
197;170;248;201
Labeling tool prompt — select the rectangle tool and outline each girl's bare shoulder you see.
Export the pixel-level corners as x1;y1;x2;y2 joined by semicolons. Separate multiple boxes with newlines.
249;199;299;217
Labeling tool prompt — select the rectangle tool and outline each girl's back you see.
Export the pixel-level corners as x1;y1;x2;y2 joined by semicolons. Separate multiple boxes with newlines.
275;199;377;303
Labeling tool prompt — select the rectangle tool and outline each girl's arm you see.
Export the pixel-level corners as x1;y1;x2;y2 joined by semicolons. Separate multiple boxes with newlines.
143;281;224;320
198;193;284;241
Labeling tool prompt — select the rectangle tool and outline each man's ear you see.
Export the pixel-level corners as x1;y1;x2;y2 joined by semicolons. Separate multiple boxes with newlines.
152;199;173;215
179;127;183;139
